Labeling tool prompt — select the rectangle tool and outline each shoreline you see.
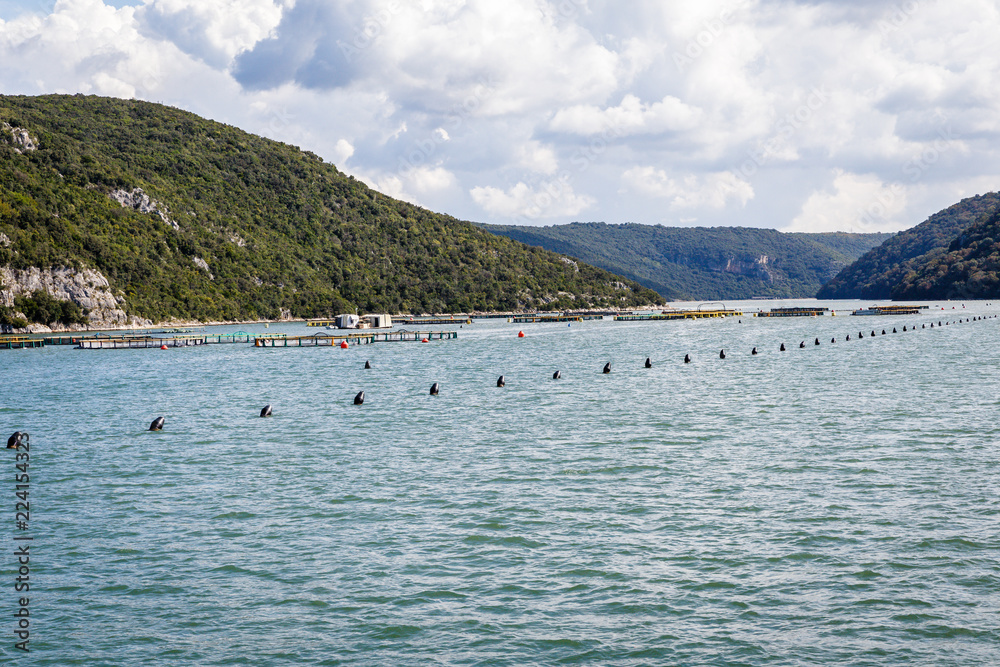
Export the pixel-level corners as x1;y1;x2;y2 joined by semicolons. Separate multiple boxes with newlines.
7;298;979;335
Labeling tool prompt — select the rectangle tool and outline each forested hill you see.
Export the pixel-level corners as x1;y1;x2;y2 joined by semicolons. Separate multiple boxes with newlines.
481;222;890;300
0;95;658;327
816;192;1000;300
892;204;1000;300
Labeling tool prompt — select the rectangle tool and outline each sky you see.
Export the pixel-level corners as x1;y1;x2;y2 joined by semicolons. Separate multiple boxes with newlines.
1;0;998;233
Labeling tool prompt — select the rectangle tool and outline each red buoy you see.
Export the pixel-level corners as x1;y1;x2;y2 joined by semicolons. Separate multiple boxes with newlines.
421;337;429;343
340;341;349;349
517;331;525;338
160;344;168;350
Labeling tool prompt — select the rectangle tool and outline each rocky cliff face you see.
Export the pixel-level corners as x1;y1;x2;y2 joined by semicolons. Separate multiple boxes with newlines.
109;187;178;229
713;255;775;282
1;122;37;153
0;266;150;332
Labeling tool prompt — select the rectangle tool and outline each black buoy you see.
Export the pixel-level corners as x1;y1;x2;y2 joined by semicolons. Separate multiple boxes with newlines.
497;375;506;387
260;405;272;418
364;360;371;369
684;354;691;363
831;337;836;343
719;350;726;359
354;391;365;405
815;338;820;346
799;341;805;348
923;324;926;328
603;362;612;374
149;416;165;431
780;343;786;351
931;323;934;328
430;383;440;395
871;330;876;337
859;332;864;338
644;357;652;368
553;370;561;379
6;432;22;449
846;334;851;340
751;347;758;355
903;326;907;331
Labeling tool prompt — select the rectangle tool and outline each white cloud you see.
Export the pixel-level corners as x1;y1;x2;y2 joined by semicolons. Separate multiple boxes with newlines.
135;0;288;68
787;170;908;233
517;141;558;175
331;138;354;165
0;0;998;232
470;179;595;220
550;94;702;136
621;167;754;210
406;165;457;194
357;164;458;208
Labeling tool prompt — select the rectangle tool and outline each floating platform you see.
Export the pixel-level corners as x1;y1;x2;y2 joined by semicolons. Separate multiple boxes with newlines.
43;335;84;345
757;307;830;318
78;336;206;349
616;309;743;321
510;315;584;323
254;330;457;347
473;312;612;321
393;317;472;325
0;336;44;350
76;331;254;349
851;305;924;316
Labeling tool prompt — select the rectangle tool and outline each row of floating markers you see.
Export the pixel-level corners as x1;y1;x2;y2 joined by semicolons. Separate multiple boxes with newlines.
126;315;995;430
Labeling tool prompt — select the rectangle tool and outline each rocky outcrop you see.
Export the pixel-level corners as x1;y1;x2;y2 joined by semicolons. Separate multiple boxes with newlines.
1;122;38;153
192;257;213;279
714;255;775;282
0;266;150;331
109;187;178;230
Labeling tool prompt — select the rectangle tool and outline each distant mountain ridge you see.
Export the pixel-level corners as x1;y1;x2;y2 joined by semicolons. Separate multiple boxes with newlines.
816;192;1000;300
482;222;891;300
892;204;1000;300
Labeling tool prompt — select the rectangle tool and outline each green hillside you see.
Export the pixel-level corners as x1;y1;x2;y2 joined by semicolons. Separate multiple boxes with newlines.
0;94;658;326
893;205;1000;299
482;222;890;300
816;193;1000;299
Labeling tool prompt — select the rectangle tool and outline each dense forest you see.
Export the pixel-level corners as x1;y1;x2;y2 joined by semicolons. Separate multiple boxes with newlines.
0;94;658;326
816;193;1000;299
892;205;1000;299
483;222;890;300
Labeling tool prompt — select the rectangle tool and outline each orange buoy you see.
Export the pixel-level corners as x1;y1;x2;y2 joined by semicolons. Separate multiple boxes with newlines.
340;341;349;349
518;331;525;338
160;344;168;350
421;337;429;343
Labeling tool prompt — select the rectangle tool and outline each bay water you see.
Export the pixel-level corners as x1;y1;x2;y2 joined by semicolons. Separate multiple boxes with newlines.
1;300;998;665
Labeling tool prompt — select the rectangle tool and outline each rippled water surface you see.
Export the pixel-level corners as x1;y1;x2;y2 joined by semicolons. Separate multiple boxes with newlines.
2;300;999;665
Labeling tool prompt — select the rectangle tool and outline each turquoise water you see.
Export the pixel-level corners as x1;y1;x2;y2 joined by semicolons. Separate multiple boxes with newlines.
2;300;999;665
